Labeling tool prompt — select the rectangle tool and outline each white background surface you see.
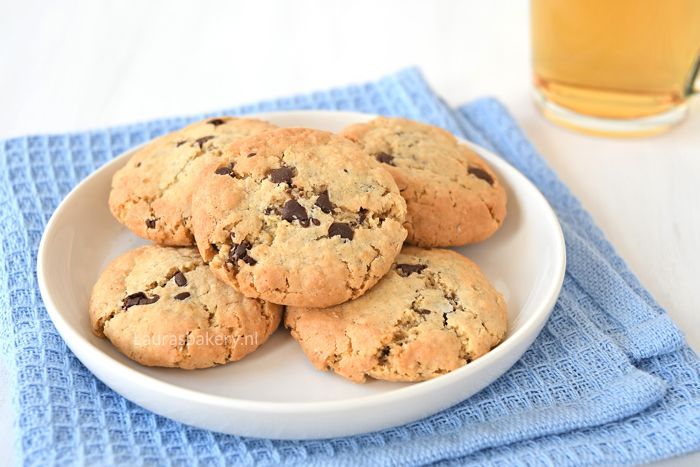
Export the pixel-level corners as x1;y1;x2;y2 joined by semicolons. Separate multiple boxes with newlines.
1;0;698;465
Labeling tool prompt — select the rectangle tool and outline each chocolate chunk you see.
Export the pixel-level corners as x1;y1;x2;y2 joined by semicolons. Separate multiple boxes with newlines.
208;118;226;126
468;166;494;185
281;200;309;225
122;292;160;310
314;190;335;213
210;243;220;253
145;218;157;229
328;222;354;240
173;271;187;287
174;292;191;301
416;309;431;315
230;241;249;262
194;135;215;149
311;218;320;226
358;208;368;224
396;263;427;277
141;294;159;305
215;162;236;176
176;140;187;147
378;346;391;363
123;292;146;309
269;166;296;184
375;152;395;166
229;241;257;266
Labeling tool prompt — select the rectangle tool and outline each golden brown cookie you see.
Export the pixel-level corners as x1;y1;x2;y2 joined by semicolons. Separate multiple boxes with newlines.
285;247;507;383
89;245;282;369
109;117;277;246
191;128;407;308
342;117;507;247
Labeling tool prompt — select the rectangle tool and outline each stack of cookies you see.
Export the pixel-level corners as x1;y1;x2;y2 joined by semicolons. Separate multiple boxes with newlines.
90;116;508;383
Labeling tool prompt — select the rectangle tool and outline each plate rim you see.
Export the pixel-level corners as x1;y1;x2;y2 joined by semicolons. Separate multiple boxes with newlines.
37;110;566;414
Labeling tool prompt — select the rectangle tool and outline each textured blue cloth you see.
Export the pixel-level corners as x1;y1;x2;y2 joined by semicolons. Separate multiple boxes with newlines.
1;68;698;466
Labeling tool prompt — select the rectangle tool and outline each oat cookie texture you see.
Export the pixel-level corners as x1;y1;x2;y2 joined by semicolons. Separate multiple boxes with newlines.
89;245;282;369
109;117;277;245
192;128;408;308
285;247;507;382
342;117;507;247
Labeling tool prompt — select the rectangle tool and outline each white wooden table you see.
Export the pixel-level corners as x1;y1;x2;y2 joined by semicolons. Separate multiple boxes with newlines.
1;1;697;465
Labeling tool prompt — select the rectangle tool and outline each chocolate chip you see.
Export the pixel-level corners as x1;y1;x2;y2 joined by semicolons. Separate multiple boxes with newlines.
378;346;391;363
230;241;248;262
123;292;146;309
396;263;427;277
122;292;160;310
229;241;257;266
358;208;368;224
176;140;187;147
328;222;354;240
215;162;236;176
269;166;296;185
416;309;431;315
208;118;226;126
142;294;159;305
173;271;187;287
281;200;309;225
210;243;220;253
174;292;191;301
311;218;320;226
468;166;494;186
247;152;256;158
376;152;395;166
194;135;215;149
145;218;157;229
314;190;335;213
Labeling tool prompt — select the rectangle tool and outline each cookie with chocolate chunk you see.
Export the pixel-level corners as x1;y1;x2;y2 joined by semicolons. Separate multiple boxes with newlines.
109;117;277;246
191;128;407;308
342;117;507;247
285;247;507;383
89;245;282;369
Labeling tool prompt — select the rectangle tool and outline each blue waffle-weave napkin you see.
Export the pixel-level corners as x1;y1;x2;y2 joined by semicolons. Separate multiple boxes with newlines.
0;68;698;466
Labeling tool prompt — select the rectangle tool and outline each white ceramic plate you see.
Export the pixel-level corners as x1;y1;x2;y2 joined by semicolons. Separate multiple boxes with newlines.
38;111;565;440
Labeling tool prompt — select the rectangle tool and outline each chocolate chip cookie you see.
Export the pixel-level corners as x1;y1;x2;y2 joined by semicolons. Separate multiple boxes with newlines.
89;245;282;369
191;128;408;308
285;247;507;382
342;117;507;247
109;117;277;246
